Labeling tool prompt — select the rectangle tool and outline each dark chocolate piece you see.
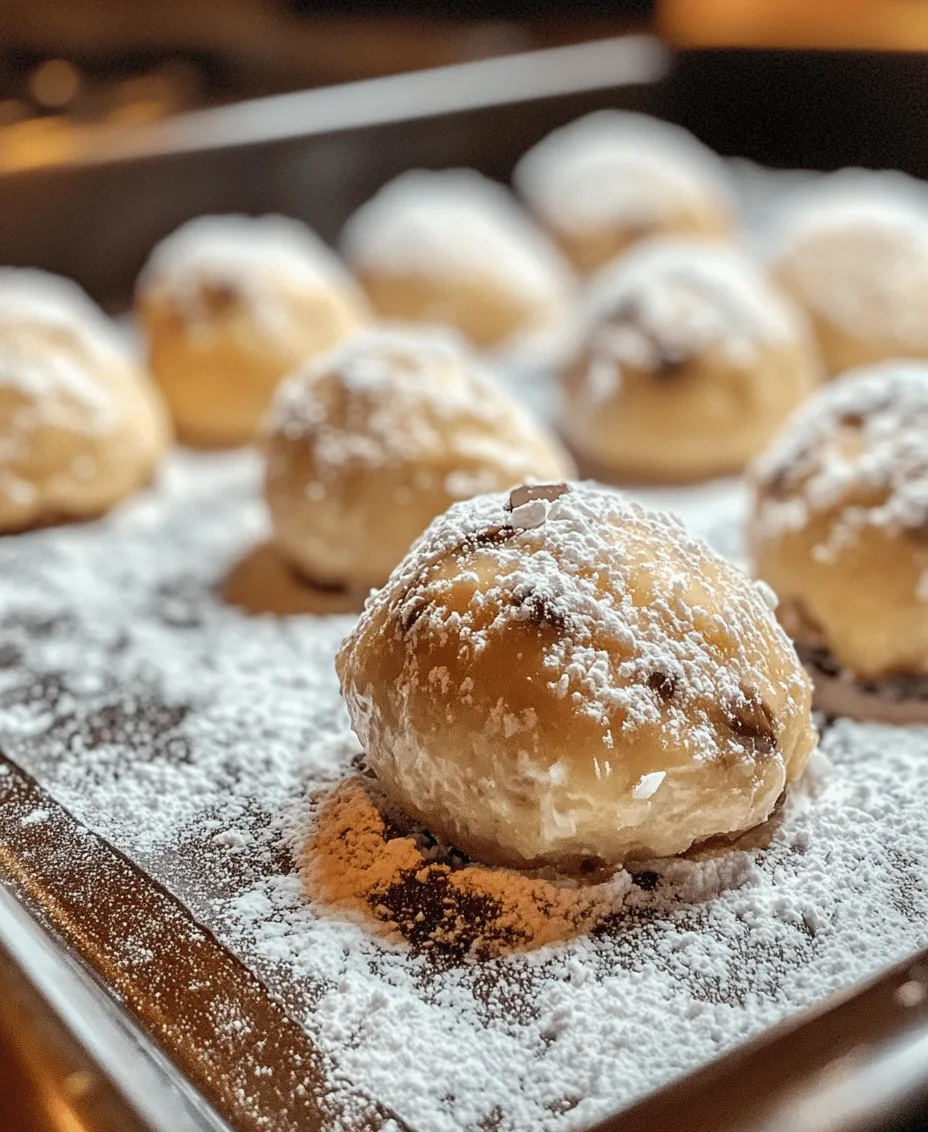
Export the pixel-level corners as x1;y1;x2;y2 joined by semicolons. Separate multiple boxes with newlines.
647;670;677;702
726;689;777;755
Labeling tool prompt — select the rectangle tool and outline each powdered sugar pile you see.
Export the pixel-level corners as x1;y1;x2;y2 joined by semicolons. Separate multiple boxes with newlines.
341;169;575;307
575;240;801;396
752;361;928;547
773;172;928;347
514;110;733;236
0;447;926;1131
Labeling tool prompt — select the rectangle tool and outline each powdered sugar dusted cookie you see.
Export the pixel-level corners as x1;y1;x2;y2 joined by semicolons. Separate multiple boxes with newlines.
514;111;735;274
0;268;170;532
338;481;815;871
341;169;575;351
561;239;821;483
772;174;928;377
264;325;574;590
137;213;368;447
749;361;928;717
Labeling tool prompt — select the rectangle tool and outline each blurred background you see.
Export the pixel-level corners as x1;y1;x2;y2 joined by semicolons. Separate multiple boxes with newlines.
4;0;928;169
4;0;928;301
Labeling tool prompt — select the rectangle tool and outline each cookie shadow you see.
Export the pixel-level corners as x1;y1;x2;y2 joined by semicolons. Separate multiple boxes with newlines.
220;542;367;616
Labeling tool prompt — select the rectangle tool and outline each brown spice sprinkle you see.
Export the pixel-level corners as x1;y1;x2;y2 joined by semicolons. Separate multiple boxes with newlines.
303;776;627;960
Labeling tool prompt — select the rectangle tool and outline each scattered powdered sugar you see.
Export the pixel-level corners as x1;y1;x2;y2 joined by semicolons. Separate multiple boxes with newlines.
574;239;801;388
0;446;926;1131
341;169;575;305
0;267;130;363
266;324;566;491
138;213;362;327
513;110;734;236
751;361;928;548
772;171;928;347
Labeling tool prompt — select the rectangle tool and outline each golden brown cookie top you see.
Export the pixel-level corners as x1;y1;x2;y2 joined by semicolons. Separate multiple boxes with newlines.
574;239;805;385
341;480;808;770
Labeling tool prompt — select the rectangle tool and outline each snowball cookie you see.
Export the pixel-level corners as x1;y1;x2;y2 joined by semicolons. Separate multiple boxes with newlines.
561;239;821;483
340;169;575;351
337;482;816;871
136;214;368;447
749;364;928;710
264;325;574;590
0;269;170;532
514;111;735;275
772;179;928;377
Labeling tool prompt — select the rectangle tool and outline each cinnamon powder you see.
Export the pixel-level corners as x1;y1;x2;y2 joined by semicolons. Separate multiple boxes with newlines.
303;775;629;959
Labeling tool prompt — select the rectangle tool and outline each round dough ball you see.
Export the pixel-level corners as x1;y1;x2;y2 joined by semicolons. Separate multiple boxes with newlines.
561;239;822;483
749;362;928;682
337;481;815;871
772;177;928;377
514;111;735;275
0;269;170;532
136;214;368;447
340;169;575;351
264;325;574;590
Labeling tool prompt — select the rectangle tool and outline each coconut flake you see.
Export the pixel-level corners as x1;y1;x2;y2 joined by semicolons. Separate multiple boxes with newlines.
632;770;666;799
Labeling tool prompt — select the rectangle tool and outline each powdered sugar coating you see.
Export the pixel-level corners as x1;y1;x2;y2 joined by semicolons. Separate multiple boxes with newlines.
576;239;801;380
0;267;129;363
514;111;734;236
752;362;928;543
357;483;807;752
267;324;559;483
773;174;928;348
138;213;362;318
341;169;575;305
0;333;114;426
338;482;814;868
264;324;573;587
0;296;167;523
0;450;926;1131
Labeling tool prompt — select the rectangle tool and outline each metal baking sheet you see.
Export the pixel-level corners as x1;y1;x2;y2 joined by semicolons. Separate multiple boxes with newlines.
0;35;666;306
1;36;928;1132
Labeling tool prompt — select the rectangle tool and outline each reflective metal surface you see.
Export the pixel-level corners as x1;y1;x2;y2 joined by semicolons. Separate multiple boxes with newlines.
0;885;228;1132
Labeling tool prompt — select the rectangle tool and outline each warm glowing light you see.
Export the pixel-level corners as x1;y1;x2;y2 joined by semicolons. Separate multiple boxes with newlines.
29;60;81;110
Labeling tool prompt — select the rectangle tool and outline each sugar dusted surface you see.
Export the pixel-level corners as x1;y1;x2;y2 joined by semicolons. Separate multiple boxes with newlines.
267;325;568;499
514;110;733;235
0;267;130;362
0;441;927;1130
576;239;800;381
752;362;928;543
0;338;114;423
138;214;361;322
772;170;928;347
341;169;575;304
361;482;803;762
